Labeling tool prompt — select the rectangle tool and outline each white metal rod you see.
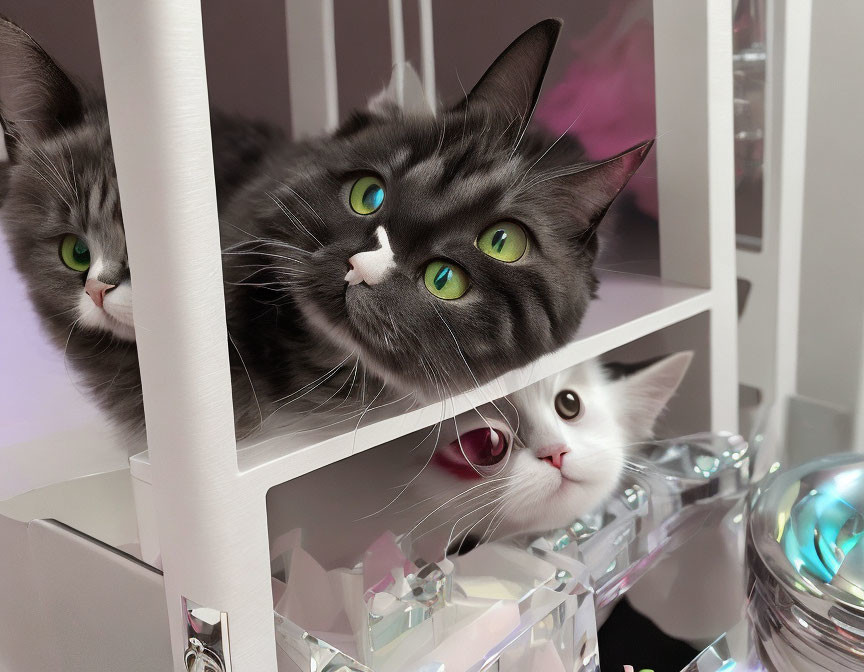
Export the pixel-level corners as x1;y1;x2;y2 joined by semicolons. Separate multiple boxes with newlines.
93;1;277;669
286;0;339;137
389;0;406;107
653;0;739;432
418;0;436;107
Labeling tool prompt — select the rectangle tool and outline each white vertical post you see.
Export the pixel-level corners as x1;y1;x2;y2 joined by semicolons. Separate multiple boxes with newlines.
654;0;738;430
389;0;406;106
93;1;277;670
286;0;339;137
634;6;741;639
418;0;436;107
763;0;812;451
653;0;739;432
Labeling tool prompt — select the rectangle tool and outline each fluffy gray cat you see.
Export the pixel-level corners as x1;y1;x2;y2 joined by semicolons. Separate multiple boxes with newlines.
1;17;651;441
220;19;653;433
0;16;282;440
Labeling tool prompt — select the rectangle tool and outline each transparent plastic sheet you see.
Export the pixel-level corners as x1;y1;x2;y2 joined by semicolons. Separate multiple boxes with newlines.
270;432;755;671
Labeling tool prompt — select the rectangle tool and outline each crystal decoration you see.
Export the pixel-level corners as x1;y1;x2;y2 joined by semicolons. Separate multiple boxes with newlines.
273;432;755;671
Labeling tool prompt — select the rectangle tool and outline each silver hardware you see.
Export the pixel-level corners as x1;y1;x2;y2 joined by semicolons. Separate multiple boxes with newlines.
183;597;231;672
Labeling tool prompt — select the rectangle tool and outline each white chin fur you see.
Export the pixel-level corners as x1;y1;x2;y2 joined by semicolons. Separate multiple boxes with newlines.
76;283;136;342
496;449;622;535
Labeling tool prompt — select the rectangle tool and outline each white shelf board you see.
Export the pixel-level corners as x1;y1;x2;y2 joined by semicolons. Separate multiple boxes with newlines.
132;271;712;492
0;469;141;556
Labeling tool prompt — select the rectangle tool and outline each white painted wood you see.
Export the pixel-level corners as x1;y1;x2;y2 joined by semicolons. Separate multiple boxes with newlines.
793;0;864;458
128;272;713;493
653;0;739;433
285;0;339;137
92;1;277;669
737;0;811;456
418;0;436;106
767;0;811;451
388;0;406;107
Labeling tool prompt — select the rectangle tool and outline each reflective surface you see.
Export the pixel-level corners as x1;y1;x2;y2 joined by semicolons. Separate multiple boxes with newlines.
746;453;864;671
184;597;230;672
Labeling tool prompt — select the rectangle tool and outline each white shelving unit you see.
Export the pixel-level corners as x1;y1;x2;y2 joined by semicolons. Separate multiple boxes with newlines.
736;0;811;455
0;2;737;671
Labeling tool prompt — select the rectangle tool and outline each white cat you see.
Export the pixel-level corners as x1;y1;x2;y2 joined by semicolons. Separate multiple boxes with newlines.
267;352;693;568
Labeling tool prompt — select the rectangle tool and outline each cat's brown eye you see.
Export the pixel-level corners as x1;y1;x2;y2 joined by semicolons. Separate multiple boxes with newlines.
555;390;583;420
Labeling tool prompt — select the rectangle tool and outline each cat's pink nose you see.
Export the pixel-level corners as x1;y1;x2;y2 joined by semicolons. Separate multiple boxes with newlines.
538;444;569;470
85;279;115;308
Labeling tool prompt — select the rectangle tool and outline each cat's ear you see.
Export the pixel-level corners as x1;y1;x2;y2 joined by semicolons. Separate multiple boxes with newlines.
0;16;83;162
454;18;562;140
561;139;654;229
610;351;693;440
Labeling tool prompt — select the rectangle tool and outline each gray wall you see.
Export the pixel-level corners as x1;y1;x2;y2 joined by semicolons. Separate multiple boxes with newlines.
795;0;864;454
0;0;613;132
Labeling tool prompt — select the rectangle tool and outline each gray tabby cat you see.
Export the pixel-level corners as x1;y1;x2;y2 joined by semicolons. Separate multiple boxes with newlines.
0;17;281;438
220;19;652;431
1;17;651;440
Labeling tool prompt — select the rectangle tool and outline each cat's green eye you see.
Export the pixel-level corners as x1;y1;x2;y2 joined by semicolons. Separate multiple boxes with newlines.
60;234;90;272
424;260;470;300
475;221;528;262
349;175;385;215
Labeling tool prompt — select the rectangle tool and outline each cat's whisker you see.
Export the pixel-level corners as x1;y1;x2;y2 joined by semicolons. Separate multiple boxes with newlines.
406;475;517;537
431;304;517;438
277;183;328;231
354;420;445;521
298;364;360;416
483;500;515;543
58;132;81;205
265;190;324;250
25;163;74;212
221;250;306;264
265;352;358;423
509;107;532;159
515;108;586;187
349;379;388;454
354;373;453;519
43;305;81;320
440;496;504;550
227;330;264;431
435;111;447;156
495;112;520;145
26;138;76;203
328;355;361;413
60;316;87;391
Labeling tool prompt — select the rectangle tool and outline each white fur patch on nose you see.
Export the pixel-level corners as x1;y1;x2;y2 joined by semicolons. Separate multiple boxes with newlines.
345;226;396;286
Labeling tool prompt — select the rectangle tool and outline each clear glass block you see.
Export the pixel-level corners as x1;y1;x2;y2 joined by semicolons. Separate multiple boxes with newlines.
274;539;597;671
